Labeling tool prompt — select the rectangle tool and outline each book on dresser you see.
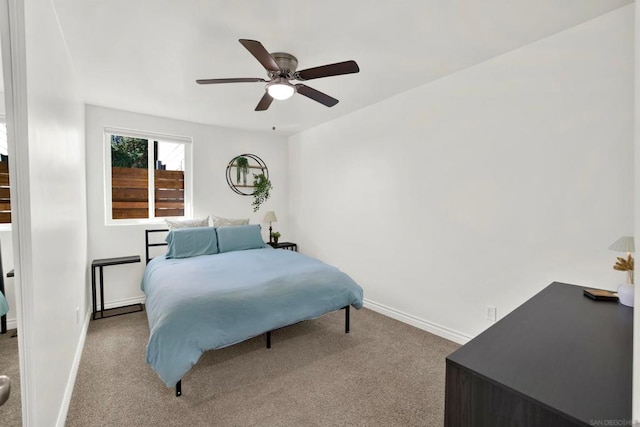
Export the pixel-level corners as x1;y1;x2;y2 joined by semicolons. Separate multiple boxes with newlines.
583;288;619;302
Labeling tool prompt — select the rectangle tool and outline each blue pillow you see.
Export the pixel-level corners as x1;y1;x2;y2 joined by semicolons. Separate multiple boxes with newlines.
216;224;266;253
165;227;218;259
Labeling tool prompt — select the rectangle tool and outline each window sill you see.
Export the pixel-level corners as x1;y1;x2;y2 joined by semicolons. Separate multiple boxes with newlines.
104;218;186;227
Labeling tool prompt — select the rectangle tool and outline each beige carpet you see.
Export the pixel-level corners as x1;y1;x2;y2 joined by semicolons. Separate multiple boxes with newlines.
0;329;21;427
66;308;459;426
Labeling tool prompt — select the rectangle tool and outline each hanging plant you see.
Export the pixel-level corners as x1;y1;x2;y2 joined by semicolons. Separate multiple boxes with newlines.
252;173;272;212
235;156;249;185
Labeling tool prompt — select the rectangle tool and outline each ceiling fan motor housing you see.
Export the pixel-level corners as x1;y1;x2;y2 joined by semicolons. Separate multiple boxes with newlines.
269;52;298;78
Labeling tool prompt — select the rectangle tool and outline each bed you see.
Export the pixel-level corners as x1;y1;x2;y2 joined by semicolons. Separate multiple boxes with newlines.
0;291;7;318
0;289;7;336
142;225;364;396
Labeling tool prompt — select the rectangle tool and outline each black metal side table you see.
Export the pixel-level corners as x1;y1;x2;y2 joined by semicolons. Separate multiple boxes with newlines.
3;270;14;336
267;242;298;252
91;256;143;320
0;269;9;334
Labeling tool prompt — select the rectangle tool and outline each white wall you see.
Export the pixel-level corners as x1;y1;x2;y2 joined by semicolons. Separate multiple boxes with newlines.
9;0;88;425
289;6;634;341
85;105;289;306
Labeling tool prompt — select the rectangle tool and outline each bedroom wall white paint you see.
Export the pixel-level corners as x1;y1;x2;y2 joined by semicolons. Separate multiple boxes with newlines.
85;105;289;306
289;6;633;339
11;0;88;425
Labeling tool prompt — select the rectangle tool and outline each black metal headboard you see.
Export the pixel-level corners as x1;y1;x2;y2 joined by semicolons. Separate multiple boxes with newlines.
145;229;169;264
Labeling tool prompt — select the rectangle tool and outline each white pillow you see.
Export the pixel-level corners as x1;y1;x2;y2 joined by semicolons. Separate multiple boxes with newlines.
211;215;249;228
165;217;210;230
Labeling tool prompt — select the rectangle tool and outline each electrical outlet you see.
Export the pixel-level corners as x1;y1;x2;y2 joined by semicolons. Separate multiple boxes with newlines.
76;307;80;324
486;305;497;322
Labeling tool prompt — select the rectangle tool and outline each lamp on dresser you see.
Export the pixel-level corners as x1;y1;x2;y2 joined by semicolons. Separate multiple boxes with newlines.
264;211;277;243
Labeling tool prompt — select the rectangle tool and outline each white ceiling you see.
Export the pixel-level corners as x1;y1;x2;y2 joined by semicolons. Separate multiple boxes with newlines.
53;0;632;135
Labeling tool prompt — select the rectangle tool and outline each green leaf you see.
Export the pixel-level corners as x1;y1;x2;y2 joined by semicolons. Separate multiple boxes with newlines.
252;173;273;212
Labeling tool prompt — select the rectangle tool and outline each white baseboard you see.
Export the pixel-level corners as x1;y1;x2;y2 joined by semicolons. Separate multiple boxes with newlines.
103;295;145;310
363;298;472;345
56;309;92;427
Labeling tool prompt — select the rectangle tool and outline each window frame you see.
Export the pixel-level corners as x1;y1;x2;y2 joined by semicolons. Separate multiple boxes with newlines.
103;127;193;226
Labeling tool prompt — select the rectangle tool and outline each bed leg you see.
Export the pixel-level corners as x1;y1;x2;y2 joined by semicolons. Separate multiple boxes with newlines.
266;331;271;349
345;305;350;334
176;380;182;397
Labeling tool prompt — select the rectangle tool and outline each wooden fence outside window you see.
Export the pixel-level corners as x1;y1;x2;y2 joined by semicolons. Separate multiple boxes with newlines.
111;167;184;219
0;162;9;224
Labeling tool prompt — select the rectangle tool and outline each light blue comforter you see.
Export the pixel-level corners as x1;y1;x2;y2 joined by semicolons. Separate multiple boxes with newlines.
141;247;364;387
0;290;7;317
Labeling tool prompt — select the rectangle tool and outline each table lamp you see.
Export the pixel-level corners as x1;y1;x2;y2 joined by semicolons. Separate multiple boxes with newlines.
264;211;277;243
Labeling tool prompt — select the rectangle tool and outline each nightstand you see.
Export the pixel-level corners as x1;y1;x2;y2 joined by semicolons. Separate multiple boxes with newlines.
267;242;298;252
91;255;143;320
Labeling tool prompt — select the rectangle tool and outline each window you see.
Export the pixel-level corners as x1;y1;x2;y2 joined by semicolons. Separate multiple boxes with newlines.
0;120;10;224
105;129;191;223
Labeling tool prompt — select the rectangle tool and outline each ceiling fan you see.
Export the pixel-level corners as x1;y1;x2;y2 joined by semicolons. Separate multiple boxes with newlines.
196;39;360;111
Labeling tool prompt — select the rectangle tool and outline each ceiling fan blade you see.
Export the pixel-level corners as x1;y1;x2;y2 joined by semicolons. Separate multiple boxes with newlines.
196;78;266;84
295;84;339;107
239;39;280;73
255;92;274;111
296;60;359;81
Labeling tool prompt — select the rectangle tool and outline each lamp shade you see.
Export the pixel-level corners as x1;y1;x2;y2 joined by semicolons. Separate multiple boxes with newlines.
267;83;295;100
609;236;635;253
264;211;277;223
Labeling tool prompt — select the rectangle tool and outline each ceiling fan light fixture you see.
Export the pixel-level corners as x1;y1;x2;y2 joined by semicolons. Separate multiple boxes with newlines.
197;40;360;111
266;79;295;100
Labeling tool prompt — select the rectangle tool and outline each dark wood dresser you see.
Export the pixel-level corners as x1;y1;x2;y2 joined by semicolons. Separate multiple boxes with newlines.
445;282;633;426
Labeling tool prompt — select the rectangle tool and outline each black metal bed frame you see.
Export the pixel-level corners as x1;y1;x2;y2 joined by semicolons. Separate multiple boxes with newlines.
175;305;350;397
144;229;352;397
145;228;170;264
